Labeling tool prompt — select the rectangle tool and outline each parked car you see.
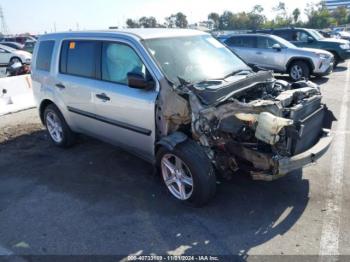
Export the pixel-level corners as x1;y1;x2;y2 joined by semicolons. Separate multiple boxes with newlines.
220;33;334;81
317;30;332;38
31;29;333;206
0;44;32;66
0;41;24;50
255;28;350;67
330;28;350;41
2;35;37;45
23;41;36;53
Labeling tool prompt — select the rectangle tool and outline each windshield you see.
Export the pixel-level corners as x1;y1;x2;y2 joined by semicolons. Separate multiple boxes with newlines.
143;35;251;85
0;44;16;52
307;29;324;40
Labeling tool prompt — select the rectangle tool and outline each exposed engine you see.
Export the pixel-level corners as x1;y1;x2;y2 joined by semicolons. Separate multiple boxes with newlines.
157;70;331;180
188;71;328;180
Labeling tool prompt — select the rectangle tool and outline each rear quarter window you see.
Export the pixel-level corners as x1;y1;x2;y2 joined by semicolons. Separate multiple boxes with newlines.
36;41;55;71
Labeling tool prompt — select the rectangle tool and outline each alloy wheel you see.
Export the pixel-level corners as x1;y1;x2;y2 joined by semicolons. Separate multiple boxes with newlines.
46;111;64;143
291;65;303;81
161;153;194;200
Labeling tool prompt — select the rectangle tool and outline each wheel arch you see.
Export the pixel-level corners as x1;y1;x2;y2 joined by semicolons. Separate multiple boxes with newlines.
39;99;55;124
155;131;188;153
286;57;314;73
9;56;22;64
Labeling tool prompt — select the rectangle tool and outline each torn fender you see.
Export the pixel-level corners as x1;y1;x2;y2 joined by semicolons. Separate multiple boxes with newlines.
157;132;188;151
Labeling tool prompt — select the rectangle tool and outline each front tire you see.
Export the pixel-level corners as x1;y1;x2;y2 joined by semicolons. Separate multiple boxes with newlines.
157;140;216;207
9;57;22;65
289;61;310;81
44;104;75;148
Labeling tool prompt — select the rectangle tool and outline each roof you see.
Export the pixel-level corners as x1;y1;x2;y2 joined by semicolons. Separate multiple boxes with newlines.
39;29;208;41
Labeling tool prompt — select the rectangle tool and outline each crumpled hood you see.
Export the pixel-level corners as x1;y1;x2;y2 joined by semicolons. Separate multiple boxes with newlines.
190;71;274;105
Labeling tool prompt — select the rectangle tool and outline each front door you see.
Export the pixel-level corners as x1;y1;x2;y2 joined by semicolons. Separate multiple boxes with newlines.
93;41;158;161
254;36;287;72
290;30;316;48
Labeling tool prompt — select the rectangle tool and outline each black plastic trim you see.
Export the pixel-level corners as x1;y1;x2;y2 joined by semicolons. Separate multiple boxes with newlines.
67;106;152;136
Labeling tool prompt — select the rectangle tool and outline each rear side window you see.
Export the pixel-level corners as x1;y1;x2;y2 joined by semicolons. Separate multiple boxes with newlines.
60;40;100;78
36;41;55;71
226;36;256;48
257;37;279;49
273;30;292;41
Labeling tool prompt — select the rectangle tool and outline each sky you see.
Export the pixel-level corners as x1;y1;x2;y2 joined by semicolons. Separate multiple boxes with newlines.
1;0;318;34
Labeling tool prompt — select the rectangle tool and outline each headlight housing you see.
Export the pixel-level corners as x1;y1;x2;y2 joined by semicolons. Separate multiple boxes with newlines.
317;53;329;59
25;58;31;63
340;44;350;49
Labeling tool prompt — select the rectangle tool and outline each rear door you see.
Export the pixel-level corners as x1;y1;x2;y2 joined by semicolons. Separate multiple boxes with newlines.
55;39;102;135
225;36;257;65
92;41;158;161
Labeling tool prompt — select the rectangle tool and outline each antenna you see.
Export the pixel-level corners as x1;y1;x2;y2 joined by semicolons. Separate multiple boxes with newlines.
0;5;9;35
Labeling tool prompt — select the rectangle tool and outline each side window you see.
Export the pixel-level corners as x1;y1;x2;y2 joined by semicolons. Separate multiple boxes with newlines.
36;41;55;71
227;36;255;48
292;31;310;42
274;30;292;41
257;37;279;49
60;40;99;78
101;42;147;85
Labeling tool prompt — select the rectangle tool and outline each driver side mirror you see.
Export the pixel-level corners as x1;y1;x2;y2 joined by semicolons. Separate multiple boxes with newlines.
307;36;314;43
272;43;282;51
127;72;154;90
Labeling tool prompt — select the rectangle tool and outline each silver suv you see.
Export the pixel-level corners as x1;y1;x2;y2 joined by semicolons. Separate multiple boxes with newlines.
32;29;332;206
221;34;334;81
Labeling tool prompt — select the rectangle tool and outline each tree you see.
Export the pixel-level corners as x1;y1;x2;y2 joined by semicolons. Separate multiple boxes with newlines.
165;12;188;28
273;1;287;17
332;6;348;26
305;2;336;29
139;16;157;28
219;11;234;30
248;5;266;29
272;1;292;27
208;12;220;29
126;19;139;28
292;8;301;23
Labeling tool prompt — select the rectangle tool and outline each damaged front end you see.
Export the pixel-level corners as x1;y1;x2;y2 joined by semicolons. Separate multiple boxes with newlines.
156;71;333;181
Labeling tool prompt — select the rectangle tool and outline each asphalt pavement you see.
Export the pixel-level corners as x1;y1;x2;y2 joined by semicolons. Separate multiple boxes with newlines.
0;64;349;260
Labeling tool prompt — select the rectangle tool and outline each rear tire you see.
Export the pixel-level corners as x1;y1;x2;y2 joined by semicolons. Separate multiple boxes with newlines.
44;104;76;148
156;140;216;207
289;61;310;81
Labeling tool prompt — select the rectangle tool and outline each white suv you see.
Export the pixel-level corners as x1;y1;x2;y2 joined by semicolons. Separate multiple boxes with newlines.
31;29;332;206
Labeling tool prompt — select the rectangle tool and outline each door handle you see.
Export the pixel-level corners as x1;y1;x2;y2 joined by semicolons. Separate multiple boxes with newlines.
96;93;110;101
256;51;263;55
55;83;65;89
